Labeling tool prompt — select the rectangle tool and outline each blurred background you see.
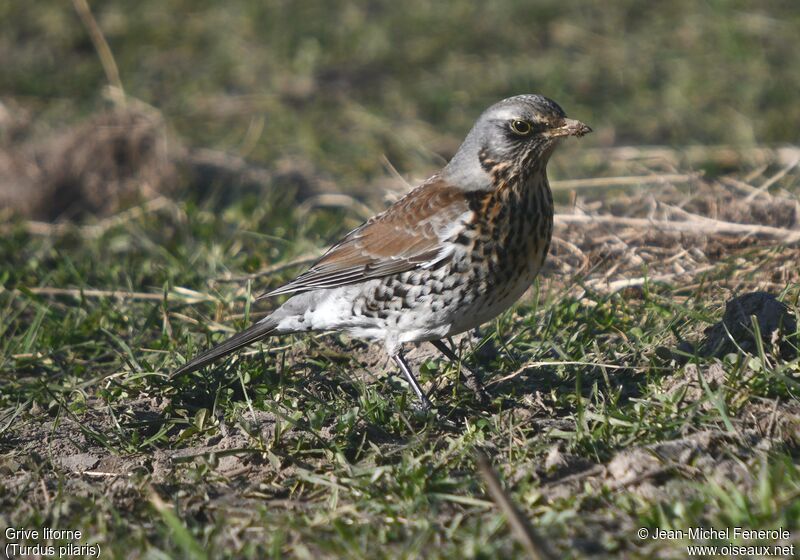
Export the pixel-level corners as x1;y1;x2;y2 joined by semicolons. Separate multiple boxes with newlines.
2;4;800;557
2;0;799;220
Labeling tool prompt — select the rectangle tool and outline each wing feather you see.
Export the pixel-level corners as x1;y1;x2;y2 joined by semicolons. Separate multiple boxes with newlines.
260;177;471;298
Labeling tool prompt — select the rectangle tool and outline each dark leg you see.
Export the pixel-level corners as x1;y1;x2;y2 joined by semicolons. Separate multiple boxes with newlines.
431;339;490;405
392;352;433;411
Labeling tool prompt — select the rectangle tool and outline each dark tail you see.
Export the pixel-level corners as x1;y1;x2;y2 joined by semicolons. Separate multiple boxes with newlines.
170;318;278;378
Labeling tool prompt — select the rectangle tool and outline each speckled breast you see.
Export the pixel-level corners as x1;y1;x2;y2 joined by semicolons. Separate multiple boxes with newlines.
347;172;553;342
442;173;553;333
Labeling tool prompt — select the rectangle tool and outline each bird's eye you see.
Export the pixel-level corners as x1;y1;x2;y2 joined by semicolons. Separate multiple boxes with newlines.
510;120;532;135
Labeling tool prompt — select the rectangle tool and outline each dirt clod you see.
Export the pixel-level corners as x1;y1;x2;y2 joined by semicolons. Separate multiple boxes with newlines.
667;291;798;364
693;292;797;360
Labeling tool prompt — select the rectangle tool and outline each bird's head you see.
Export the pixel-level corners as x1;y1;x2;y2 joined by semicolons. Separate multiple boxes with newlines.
444;94;591;190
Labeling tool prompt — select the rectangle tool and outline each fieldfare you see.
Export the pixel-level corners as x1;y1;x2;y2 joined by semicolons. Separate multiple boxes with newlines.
173;94;591;409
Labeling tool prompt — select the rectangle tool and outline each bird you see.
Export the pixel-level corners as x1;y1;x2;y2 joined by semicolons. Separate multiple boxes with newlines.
172;94;591;410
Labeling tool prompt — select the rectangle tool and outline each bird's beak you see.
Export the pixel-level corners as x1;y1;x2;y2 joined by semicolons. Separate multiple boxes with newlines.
548;118;592;138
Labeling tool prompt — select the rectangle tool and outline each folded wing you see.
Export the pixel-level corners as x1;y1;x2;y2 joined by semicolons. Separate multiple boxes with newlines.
261;177;472;298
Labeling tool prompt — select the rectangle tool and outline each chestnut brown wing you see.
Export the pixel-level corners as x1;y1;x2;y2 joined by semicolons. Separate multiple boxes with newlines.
261;178;471;298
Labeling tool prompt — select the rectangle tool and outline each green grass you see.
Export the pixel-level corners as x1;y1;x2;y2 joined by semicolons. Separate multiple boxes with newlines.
3;1;800;184
1;190;798;558
2;1;800;558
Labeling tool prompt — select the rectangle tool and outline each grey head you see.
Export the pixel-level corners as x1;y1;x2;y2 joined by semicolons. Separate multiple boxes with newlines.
442;94;591;191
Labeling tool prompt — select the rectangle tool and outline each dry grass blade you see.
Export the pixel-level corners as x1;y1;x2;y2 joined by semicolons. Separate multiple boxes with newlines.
20;286;216;303
583;145;800;167
475;450;556;560
24;287;165;301
19;196;177;238
743;156;800;203
214;254;319;283
554;213;800;243
585;264;717;294
296;193;376;220
488;360;630;388
71;0;125;105
551;173;697;190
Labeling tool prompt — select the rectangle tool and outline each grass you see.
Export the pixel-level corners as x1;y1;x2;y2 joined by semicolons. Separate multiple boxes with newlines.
4;1;800;181
1;187;798;558
2;1;800;558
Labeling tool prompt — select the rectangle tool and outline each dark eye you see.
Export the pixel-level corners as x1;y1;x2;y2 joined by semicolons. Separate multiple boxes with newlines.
510;120;532;135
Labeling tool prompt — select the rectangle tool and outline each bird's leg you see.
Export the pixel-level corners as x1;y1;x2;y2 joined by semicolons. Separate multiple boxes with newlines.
392;352;433;411
430;339;490;405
